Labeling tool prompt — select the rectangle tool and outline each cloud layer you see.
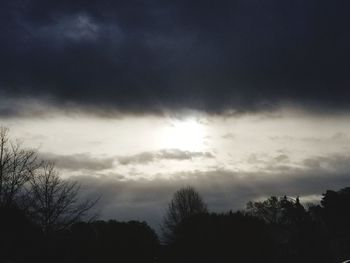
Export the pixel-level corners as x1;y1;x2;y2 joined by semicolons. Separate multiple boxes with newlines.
76;152;350;230
1;0;350;115
40;152;115;171
118;149;214;165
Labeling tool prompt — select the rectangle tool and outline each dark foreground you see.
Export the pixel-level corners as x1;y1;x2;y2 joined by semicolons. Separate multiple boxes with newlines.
2;186;350;263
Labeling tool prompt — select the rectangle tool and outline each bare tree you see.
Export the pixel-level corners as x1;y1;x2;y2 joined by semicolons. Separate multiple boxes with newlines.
162;186;208;242
28;162;97;235
0;126;40;207
0;126;97;234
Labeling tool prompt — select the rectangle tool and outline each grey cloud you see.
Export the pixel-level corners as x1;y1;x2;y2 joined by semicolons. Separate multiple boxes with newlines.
75;159;350;231
270;133;350;144
269;135;294;141
118;149;214;165
69;152;350;232
31;13;124;46
40;15;99;42
274;154;289;163
245;153;293;173
246;152;350;174
330;132;349;142
303;154;350;173
221;133;235;140
118;152;154;165
40;152;115;171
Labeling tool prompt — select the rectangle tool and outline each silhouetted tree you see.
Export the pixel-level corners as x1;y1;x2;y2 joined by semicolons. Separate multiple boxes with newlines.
162;186;207;242
246;196;308;225
28;162;97;235
247;195;331;262
246;196;283;224
0;126;40;207
310;187;350;261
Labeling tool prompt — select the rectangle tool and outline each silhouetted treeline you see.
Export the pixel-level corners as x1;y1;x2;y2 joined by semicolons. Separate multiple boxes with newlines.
2;186;350;263
0;208;159;263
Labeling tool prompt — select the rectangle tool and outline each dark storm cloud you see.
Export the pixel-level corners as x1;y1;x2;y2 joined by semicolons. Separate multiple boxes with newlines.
118;149;214;165
1;0;350;115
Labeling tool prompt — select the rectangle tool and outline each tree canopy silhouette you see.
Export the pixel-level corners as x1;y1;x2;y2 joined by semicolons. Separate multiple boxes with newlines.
310;187;350;261
246;195;306;225
162;186;207;242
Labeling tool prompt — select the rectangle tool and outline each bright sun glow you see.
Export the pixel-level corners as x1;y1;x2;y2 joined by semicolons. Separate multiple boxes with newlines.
160;119;207;151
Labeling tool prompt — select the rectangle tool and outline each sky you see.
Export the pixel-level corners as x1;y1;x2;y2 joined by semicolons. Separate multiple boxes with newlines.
1;0;350;229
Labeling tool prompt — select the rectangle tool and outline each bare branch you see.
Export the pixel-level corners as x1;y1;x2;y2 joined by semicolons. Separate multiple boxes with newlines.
0;126;40;207
28;162;98;235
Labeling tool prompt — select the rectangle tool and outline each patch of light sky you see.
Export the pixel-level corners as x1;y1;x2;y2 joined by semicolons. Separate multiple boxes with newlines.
2;108;350;179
